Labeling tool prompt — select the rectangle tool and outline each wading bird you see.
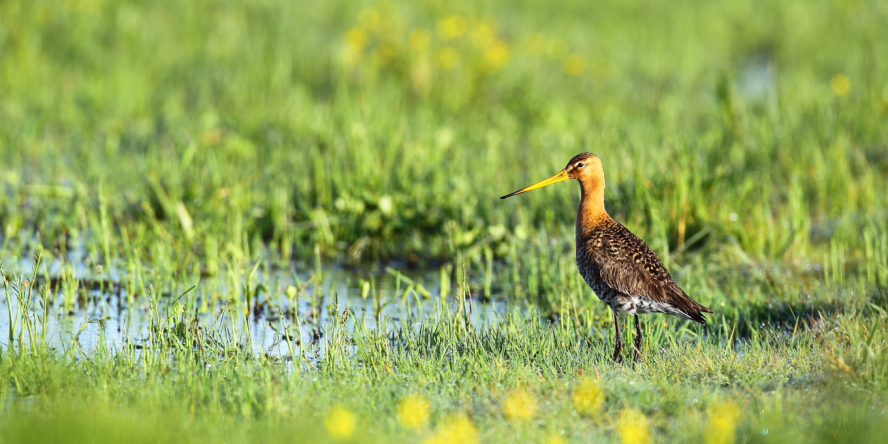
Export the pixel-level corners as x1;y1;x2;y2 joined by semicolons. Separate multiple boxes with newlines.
501;153;713;362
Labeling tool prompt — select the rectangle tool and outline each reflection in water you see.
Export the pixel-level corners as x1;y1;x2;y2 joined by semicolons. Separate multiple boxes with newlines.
0;262;508;364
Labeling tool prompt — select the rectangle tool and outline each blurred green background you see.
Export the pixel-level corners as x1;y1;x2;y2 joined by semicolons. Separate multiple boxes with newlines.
1;0;885;266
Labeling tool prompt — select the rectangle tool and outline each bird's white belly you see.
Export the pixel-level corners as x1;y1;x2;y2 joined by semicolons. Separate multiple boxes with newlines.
618;297;695;321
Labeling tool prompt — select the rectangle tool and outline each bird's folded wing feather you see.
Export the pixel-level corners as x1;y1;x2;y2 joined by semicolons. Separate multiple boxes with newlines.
591;224;698;311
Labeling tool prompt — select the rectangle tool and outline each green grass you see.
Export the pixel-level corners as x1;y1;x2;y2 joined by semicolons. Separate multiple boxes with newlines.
2;0;888;442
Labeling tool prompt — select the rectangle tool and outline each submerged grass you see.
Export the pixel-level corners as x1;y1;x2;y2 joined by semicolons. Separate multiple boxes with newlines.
1;0;888;442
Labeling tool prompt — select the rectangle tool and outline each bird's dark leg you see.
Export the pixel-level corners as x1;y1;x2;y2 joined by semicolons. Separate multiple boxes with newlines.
612;309;623;363
633;315;643;362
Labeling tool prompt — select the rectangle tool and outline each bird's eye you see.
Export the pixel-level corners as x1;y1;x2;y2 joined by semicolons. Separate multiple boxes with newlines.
576;163;585;168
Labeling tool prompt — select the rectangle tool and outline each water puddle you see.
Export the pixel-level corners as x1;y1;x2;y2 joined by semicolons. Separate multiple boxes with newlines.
1;257;508;363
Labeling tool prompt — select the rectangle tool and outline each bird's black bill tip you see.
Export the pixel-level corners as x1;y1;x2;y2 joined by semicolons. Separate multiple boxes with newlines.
499;190;523;199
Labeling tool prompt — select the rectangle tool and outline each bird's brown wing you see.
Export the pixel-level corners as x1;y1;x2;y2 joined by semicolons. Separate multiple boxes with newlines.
588;221;713;324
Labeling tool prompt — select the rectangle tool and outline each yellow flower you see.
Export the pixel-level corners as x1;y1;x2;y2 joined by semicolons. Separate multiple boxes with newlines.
409;29;431;52
398;395;430;429
437;15;468;41
375;43;398;65
704;402;741;444
572;378;605;415
437;47;460;69
411;60;433;95
483;41;511;71
830;73;851;97
345;27;369;52
324;406;356;440
358;8;381;30
524;34;547;55
617;409;652;444
502;389;537;421
547;37;569;59
422;414;478;444
563;54;586;76
472;20;497;47
544;435;568;444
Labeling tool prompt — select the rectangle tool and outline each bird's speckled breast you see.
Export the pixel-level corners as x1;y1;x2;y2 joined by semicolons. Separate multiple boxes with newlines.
576;227;621;307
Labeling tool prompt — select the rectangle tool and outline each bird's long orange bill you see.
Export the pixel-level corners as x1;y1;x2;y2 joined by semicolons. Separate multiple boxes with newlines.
500;170;569;199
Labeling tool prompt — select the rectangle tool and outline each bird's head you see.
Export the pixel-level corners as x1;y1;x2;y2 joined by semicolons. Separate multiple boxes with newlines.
500;152;602;199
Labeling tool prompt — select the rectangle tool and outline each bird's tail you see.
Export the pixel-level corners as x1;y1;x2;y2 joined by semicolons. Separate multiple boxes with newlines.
668;284;714;325
687;303;714;325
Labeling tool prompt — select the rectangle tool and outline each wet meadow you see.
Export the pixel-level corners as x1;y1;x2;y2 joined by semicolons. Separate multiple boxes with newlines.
1;0;887;442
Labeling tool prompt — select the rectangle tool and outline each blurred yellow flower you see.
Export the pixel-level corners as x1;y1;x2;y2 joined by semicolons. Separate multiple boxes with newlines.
472;22;497;47
572;378;605;416
398;395;430;429
358;8;381;30
324;405;356;440
617;409;652;444
437;47;460;69
704;401;741;444
345;27;369;52
563;54;586;76
437;15;468;41
409;29;431;52
830;73;851;97
422;414;478;444
483;41;511;71
544;434;568;444
547;37;569;59
411;60;433;95
524;34;547;55
502;389;537;421
375;43;398;65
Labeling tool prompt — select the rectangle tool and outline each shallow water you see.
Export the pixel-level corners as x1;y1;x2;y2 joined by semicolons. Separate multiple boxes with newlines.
0;258;507;361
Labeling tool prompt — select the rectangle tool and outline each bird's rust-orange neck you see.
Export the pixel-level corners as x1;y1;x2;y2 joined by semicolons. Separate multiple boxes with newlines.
576;176;610;237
